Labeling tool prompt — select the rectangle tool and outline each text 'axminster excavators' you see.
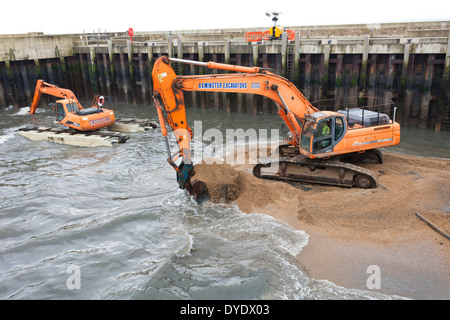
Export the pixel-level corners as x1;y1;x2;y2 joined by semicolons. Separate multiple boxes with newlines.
152;56;400;201
29;80;115;131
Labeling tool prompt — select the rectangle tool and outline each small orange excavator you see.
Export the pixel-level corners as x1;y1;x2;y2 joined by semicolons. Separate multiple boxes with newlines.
152;56;400;200
29;80;115;131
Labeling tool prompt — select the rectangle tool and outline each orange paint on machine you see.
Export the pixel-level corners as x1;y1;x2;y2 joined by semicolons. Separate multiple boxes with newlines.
29;80;115;131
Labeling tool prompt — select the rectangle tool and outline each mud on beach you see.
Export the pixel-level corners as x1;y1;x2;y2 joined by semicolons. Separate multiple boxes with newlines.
191;152;450;299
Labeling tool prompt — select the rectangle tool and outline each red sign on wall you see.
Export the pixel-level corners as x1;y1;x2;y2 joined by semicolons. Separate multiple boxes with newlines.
128;28;134;43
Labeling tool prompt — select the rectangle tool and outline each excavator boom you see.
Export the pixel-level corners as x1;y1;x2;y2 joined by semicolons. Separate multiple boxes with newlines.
30;80;79;114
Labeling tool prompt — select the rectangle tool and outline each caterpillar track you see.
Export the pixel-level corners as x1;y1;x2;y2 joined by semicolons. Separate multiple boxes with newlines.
253;154;379;189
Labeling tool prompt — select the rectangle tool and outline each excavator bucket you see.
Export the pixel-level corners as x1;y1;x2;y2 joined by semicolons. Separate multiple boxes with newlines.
188;175;210;204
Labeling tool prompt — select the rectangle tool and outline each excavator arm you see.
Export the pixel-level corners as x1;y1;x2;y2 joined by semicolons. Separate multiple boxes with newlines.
152;55;318;191
29;79;81;114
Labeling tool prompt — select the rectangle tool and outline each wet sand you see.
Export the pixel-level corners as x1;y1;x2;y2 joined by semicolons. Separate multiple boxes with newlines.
192;152;450;299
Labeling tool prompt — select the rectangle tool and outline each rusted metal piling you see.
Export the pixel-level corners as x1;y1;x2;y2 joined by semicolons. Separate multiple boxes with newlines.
0;22;449;130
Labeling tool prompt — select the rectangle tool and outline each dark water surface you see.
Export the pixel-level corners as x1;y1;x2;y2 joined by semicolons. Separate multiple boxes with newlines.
1;102;448;300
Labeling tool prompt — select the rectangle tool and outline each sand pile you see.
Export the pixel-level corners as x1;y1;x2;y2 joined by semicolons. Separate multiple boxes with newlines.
191;162;302;215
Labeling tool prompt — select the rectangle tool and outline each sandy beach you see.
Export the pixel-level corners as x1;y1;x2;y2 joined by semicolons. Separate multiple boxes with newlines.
192;152;450;299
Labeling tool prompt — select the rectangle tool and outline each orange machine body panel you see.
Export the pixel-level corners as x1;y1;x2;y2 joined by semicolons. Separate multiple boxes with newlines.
53;99;115;131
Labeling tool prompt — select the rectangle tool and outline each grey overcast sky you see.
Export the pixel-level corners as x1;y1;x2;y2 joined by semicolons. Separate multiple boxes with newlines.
1;0;449;35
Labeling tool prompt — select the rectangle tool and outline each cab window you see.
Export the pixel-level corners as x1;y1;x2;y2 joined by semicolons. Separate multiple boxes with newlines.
316;119;332;138
313;119;332;151
56;103;65;122
300;121;315;153
66;103;78;113
335;117;344;140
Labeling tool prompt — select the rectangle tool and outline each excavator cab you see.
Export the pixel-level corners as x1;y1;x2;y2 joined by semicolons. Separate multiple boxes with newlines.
54;99;80;121
300;112;347;156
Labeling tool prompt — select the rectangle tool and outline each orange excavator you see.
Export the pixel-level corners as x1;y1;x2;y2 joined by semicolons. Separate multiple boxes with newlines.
152;56;400;200
29;80;115;131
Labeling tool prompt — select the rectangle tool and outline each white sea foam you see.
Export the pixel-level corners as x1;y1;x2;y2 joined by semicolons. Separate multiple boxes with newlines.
13;107;30;115
0;128;16;144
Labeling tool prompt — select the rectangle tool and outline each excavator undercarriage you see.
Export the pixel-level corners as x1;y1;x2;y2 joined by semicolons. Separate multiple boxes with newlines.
253;151;380;189
253;144;382;189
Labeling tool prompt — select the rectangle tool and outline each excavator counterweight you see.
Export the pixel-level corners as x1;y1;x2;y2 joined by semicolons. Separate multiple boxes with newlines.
152;56;400;201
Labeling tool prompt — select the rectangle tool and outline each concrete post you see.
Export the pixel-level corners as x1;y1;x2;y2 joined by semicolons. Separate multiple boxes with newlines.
9;48;15;62
126;39;133;80
294;31;301;85
360;35;370;96
402;54;415;126
89;46;97;94
168;33;173;58
334;54;343;109
367;54;377;106
322;45;331;100
294;31;301;71
107;39;117;98
419;54;434;128
177;34;183;75
119;52;129;103
281;32;287;77
252;45;258;67
224;39;230;64
198;44;204;74
102;53;111;97
147;45;154;95
138;53;147;104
